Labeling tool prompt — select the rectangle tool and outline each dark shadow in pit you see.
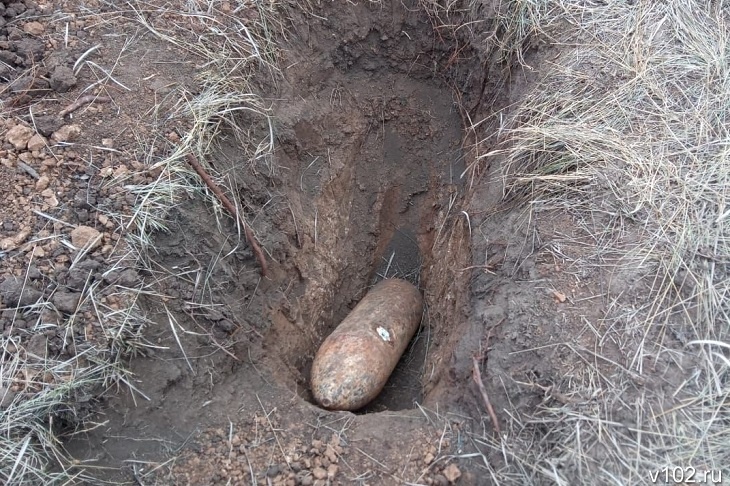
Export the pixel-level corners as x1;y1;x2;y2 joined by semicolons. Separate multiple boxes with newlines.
360;227;426;412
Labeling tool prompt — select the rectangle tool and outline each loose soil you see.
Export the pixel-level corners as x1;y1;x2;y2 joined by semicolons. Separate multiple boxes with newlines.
0;0;688;485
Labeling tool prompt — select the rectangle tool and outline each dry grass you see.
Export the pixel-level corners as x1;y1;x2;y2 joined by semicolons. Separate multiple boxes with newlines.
1;0;279;483
122;0;278;251
465;1;730;484
0;263;150;484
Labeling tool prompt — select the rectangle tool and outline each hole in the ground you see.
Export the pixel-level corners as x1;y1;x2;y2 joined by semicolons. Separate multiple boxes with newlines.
153;1;486;414
253;3;477;413
263;3;481;413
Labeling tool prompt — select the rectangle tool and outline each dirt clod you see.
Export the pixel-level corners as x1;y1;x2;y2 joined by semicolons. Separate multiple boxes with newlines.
27;133;46;152
311;467;327;480
52;290;81;314
432;474;449;486
5;124;34;150
423;452;435;465
35;175;50;191
70;226;102;250
34;115;63;137
9;75;50;96
443;463;461;483
14;38;44;64
0;276;42;307
23;21;44;36
0;226;31;251
49;66;77;93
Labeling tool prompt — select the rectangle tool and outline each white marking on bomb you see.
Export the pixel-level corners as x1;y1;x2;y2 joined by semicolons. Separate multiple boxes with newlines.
377;326;391;342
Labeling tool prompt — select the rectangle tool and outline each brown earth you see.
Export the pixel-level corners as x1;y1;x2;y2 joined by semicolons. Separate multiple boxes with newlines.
0;0;690;485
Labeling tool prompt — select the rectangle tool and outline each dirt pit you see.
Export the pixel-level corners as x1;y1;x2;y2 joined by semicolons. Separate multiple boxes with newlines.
64;1;537;483
262;13;470;412
149;1;480;415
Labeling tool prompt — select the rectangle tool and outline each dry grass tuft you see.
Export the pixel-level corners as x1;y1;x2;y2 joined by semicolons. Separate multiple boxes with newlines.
0;283;147;484
123;0;278;261
467;1;730;484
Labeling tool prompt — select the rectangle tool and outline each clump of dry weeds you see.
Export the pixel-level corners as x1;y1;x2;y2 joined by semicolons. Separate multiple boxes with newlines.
467;1;729;484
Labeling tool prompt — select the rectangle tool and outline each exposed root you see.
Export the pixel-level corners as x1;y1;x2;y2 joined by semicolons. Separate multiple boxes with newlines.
471;355;501;437
185;153;268;277
59;95;111;117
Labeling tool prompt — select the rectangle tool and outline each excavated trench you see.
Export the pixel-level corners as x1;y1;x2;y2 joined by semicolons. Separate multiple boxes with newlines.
239;2;481;412
123;1;489;419
63;2;507;478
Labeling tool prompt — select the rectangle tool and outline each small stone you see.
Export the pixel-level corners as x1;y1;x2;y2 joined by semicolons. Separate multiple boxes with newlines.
23;21;44;36
266;465;280;478
0;276;43;307
70;226;102;251
27;133;46;152
101;138;114;148
52;290;81;314
326;464;338;479
51;125;81;143
35;175;50;191
35;115;63;137
49;66;77;93
312;467;327;480
424;452;435;465
443;464;461;483
5;124;34;150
